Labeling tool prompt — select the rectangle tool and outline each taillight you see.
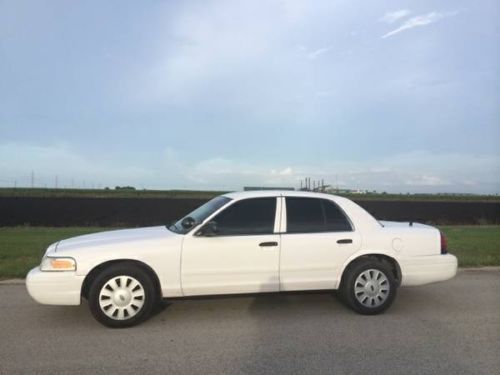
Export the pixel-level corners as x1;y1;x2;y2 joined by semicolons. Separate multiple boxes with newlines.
440;232;448;254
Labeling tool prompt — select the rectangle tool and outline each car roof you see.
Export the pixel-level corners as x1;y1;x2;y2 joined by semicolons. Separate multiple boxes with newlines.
222;190;341;200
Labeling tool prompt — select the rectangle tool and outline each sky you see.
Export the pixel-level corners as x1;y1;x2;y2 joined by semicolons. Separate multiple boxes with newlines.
1;0;499;193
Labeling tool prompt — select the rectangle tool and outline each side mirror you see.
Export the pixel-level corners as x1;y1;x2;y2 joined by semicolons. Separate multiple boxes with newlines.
198;221;218;237
181;216;197;230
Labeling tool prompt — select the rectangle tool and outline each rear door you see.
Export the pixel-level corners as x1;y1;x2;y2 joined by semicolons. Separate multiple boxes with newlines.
181;197;281;296
280;197;361;291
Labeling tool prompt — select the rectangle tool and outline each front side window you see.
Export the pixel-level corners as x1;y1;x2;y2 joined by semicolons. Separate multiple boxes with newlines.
169;196;231;234
211;197;277;235
286;197;352;233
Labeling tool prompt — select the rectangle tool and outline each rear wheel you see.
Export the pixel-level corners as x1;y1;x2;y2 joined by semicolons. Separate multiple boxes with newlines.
88;263;157;328
339;258;397;315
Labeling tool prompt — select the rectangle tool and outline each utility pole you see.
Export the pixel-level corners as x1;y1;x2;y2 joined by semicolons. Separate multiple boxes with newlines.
55;175;58;189
31;170;34;188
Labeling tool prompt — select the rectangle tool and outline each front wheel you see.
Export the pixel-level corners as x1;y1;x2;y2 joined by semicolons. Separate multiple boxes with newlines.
88;263;157;328
339;258;397;315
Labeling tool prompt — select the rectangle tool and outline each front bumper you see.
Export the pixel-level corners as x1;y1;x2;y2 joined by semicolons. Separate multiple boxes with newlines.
400;254;458;287
26;267;84;305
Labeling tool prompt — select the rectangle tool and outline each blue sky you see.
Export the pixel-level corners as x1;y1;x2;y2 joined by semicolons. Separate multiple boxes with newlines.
1;0;499;193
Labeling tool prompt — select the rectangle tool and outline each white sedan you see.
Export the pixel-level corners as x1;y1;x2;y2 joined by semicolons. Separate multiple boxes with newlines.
27;191;457;327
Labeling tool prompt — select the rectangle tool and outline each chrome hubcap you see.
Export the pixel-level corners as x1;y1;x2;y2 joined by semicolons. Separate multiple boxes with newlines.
99;276;145;320
354;269;390;308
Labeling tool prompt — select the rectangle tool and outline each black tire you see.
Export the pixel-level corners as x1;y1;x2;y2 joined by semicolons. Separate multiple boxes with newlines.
88;263;157;328
339;258;397;315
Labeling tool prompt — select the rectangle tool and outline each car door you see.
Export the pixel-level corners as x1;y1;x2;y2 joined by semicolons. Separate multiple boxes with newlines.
181;197;281;296
280;197;361;291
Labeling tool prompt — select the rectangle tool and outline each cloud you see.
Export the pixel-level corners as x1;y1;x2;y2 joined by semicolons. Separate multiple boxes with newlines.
405;175;449;186
307;46;332;60
271;167;293;176
0;142;154;188
379;10;411;24
1;144;499;194
382;11;454;39
172;151;500;193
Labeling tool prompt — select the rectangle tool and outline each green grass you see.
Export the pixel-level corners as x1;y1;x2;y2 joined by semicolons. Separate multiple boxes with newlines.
0;226;498;279
0;227;112;279
0;188;225;199
1;187;499;202
439;225;500;267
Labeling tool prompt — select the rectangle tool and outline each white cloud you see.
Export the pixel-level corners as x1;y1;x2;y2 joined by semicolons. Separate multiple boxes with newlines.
379;10;411;24
278;167;293;176
382;11;455;39
405;175;449;186
1;143;498;194
0;142;154;189
307;46;332;60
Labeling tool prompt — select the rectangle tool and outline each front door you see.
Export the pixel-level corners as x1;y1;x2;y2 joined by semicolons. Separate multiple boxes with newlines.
181;197;281;296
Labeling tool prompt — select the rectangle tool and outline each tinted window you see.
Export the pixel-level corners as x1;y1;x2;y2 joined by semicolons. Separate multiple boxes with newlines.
323;200;352;232
286;198;352;233
286;198;324;233
212;198;276;235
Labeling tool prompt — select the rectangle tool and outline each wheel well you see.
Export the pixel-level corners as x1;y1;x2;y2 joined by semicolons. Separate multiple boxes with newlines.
340;254;402;287
81;260;162;300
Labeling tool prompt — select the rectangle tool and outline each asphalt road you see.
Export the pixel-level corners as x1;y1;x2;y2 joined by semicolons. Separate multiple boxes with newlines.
1;269;499;375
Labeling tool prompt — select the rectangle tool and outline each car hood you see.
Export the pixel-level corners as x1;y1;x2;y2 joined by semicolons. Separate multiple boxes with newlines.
53;226;177;254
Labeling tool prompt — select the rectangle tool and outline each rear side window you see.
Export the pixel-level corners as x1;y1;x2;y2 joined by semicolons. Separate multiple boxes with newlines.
286;198;352;233
323;200;352;232
286;198;324;233
212;197;276;235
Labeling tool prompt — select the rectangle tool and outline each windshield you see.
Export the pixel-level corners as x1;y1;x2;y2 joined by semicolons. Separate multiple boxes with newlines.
168;196;232;234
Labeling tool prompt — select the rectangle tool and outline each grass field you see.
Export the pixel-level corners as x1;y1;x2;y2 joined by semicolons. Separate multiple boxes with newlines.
0;227;107;279
0;226;499;280
1;187;499;202
440;226;500;267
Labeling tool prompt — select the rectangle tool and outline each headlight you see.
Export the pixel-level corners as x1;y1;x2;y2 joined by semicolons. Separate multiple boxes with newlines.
40;256;76;272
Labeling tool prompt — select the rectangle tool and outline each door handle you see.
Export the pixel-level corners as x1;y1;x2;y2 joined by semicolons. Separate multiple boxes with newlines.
259;241;278;247
337;239;353;244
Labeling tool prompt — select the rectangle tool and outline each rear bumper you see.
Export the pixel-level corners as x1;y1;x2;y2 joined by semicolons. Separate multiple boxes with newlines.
400;254;458;286
26;267;84;305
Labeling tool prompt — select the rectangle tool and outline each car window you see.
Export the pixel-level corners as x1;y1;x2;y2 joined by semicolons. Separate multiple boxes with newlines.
169;196;231;234
286;198;324;233
323;199;352;232
286;197;352;233
212;197;277;235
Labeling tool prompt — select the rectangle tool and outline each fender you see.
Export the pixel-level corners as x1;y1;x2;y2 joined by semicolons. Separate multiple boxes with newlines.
334;248;400;289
